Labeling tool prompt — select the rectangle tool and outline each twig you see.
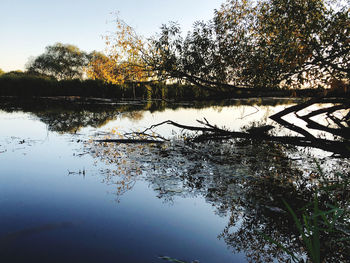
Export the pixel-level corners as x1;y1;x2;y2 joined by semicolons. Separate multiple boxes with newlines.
238;106;260;120
123;131;169;142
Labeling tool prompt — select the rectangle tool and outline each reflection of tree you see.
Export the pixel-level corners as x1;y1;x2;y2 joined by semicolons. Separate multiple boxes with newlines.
86;138;150;202
211;142;304;262
0;97;297;133
0;97;148;133
28;95;346;261
37;111;117;133
142;97;349;157
157;141;349;262
122;111;145;121
85;133;349;262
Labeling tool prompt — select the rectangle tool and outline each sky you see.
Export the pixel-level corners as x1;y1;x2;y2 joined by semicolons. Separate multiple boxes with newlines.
0;0;224;72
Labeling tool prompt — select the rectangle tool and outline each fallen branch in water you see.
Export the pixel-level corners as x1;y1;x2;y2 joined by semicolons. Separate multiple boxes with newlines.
95;139;165;144
134;116;350;157
270;97;350;139
95;97;349;156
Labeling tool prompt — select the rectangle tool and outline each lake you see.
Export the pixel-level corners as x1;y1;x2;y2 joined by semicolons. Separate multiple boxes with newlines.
0;97;348;262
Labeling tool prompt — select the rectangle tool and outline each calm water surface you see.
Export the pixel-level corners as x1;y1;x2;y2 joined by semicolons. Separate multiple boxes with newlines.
0;98;347;262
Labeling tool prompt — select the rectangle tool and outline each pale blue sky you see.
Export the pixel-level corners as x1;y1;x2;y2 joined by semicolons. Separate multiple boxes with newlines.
0;0;224;71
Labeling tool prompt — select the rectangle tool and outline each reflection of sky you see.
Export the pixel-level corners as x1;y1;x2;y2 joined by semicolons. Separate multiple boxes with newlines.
0;102;348;262
81;102;348;141
0;111;47;139
0;109;245;262
89;104;285;138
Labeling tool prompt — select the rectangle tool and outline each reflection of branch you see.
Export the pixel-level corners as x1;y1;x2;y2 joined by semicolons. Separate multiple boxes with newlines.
269;99;318;138
95;139;164;144
141;119;350;157
298;114;350;139
270;97;350;139
301;104;345;119
327;113;345;129
194;133;349;157
238;106;260;120
124;130;169;142
295;104;350;139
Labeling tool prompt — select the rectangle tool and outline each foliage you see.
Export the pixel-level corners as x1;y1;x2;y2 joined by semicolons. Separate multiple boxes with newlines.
0;68;4;75
0;67;322;99
251;0;350;89
153;0;349;90
26;43;90;80
0;73;227;100
96;1;349;91
0;70;54;80
86;18;153;84
85;51;111;81
0;72;118;98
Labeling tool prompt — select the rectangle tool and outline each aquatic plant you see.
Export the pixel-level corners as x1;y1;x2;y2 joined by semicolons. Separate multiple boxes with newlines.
263;163;350;262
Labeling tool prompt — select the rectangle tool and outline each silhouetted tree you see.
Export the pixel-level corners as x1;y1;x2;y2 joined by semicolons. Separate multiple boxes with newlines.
94;0;349;92
150;0;349;90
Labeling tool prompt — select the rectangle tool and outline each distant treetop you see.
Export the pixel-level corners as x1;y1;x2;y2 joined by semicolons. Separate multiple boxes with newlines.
26;43;91;80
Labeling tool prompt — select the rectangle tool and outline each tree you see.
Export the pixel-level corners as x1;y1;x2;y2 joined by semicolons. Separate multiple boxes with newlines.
247;0;350;89
0;68;4;76
93;0;349;91
26;43;90;80
87;19;153;84
86;51;111;81
151;0;349;90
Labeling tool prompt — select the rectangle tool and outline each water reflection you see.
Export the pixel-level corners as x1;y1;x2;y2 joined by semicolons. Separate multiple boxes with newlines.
1;97;349;262
0;222;75;247
0;96;297;133
84;131;349;262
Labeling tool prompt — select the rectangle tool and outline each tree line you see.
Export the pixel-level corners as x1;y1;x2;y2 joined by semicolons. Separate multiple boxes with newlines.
26;43;106;80
1;0;349;97
1;43;103;80
88;0;349;93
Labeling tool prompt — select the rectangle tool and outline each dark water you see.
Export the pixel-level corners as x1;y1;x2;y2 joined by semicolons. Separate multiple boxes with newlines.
0;98;348;262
